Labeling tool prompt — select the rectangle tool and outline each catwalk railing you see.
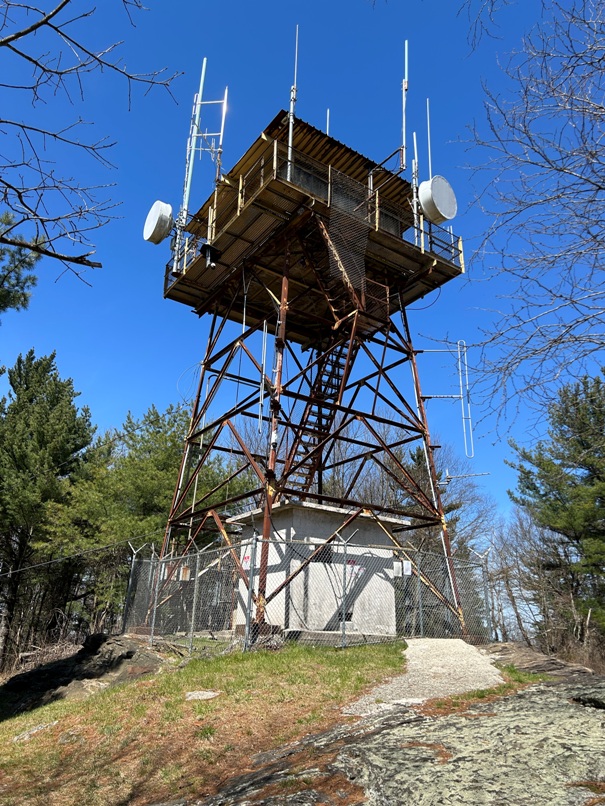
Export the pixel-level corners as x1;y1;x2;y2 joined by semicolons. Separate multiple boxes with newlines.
166;141;463;287
124;539;492;655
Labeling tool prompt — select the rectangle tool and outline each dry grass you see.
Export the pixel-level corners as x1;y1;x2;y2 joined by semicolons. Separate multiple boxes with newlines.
415;664;550;718
0;642;82;681
0;641;405;806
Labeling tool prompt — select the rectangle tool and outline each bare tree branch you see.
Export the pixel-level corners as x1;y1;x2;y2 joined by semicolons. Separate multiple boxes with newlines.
471;0;605;417
0;0;180;272
458;0;517;48
0;0;70;47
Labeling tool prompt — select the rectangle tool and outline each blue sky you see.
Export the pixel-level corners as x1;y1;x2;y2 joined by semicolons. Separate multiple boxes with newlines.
1;0;545;513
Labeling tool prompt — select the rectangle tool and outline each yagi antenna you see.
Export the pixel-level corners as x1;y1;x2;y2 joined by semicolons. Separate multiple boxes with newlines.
287;25;299;182
442;470;490;488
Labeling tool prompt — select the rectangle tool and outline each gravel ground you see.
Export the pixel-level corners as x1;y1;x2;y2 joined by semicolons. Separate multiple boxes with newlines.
344;638;505;716
169;640;605;804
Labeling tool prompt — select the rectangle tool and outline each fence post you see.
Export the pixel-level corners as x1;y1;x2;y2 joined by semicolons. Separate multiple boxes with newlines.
123;542;147;634
149;556;162;648
417;553;424;637
122;552;136;634
243;534;258;651
188;551;202;656
341;539;347;649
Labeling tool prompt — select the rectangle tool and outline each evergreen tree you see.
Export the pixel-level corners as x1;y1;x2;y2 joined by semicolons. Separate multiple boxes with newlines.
0;212;40;319
510;371;605;643
44;404;231;635
0;351;94;669
42;405;191;635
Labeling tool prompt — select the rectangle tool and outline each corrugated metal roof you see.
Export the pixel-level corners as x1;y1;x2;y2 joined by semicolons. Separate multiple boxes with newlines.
218;109;412;206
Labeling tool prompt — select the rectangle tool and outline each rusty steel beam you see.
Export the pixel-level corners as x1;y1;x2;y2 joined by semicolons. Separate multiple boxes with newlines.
160;204;468;635
264;509;364;606
358;415;438;515
401;310;467;633
256;250;290;624
368;513;459;617
208;509;255;594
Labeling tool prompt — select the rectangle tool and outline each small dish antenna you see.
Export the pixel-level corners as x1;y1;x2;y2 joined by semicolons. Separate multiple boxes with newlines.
418;175;457;224
143;200;174;244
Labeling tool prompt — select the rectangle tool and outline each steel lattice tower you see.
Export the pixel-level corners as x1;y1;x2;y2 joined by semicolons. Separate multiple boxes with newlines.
158;111;467;632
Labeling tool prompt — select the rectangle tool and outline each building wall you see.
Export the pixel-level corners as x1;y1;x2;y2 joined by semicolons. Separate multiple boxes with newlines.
233;504;398;636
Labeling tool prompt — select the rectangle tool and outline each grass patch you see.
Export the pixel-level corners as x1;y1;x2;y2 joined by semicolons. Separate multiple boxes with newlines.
424;682;518;714
196;724;216;740
419;663;551;717
496;663;553;684
0;640;405;806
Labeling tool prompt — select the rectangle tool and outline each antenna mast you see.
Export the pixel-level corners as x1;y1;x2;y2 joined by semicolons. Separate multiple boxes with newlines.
412;131;420;245
172;59;228;276
401;40;409;172
287;25;299;182
183;58;207;226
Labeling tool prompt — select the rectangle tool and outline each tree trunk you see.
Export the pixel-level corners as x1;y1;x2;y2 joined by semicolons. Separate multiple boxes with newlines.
503;572;533;648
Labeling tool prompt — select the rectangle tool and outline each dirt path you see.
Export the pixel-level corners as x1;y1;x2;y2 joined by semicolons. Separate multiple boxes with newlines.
344;638;505;716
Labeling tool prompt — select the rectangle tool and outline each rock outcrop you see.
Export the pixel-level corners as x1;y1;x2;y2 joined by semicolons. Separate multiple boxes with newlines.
0;634;169;718
190;680;605;805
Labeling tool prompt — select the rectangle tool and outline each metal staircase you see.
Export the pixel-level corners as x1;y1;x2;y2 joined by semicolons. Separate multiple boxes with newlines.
283;342;355;496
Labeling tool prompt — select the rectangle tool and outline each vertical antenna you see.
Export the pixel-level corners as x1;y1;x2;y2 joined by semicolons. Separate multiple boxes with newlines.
412;131;419;246
401;40;409;172
287;24;299;182
211;85;229;238
326;108;330;136
214;86;229;185
427;97;433;180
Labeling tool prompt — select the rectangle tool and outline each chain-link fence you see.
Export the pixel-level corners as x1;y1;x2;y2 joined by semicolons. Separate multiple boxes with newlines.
124;539;492;655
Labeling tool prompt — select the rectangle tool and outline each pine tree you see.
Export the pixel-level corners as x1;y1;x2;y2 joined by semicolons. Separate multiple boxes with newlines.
0;212;39;319
0;351;94;669
510;372;605;643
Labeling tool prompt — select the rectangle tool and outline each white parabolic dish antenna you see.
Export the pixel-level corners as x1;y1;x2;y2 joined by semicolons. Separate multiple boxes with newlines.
418;176;457;225
143;200;174;244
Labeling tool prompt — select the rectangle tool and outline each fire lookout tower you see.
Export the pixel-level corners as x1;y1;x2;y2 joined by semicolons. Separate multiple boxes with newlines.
150;107;467;633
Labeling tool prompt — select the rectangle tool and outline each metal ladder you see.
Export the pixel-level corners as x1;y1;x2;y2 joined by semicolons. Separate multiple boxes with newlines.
284;342;352;495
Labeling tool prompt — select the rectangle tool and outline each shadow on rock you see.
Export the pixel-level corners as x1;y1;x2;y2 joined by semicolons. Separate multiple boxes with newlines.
0;633;166;720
